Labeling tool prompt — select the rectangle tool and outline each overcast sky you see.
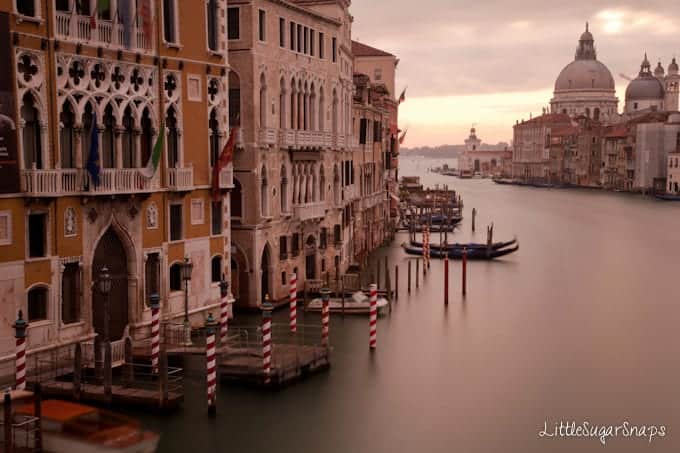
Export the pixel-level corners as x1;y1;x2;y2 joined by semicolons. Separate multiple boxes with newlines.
350;1;680;147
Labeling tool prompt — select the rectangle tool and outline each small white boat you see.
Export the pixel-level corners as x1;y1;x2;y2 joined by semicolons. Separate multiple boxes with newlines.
306;291;389;316
15;399;159;453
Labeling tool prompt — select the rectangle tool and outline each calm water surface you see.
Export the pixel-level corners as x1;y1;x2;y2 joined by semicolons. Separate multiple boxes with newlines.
138;156;680;453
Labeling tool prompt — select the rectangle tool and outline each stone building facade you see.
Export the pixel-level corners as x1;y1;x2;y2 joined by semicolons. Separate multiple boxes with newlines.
0;0;233;360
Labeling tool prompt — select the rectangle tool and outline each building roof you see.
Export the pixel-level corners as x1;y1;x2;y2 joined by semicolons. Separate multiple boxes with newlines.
626;55;665;101
516;113;572;127
352;41;394;58
554;25;615;93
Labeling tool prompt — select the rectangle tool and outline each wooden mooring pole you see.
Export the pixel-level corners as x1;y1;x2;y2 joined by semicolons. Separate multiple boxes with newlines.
416;259;420;289
444;255;449;305
73;343;82;401
395;265;399;300
4;392;12;453
462;247;468;296
33;383;42;452
407;261;412;294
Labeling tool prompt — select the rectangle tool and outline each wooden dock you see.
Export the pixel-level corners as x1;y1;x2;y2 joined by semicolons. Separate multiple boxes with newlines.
35;380;183;410
219;344;330;388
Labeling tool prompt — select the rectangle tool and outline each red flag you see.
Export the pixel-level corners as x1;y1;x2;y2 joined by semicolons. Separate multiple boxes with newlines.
398;128;408;145
90;8;97;29
398;87;407;104
140;0;152;41
212;127;238;201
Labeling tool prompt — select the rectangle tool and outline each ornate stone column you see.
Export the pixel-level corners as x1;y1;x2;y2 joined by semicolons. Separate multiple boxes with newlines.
115;126;124;169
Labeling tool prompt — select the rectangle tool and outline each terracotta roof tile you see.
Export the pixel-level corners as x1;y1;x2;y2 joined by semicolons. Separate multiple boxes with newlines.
352;40;394;57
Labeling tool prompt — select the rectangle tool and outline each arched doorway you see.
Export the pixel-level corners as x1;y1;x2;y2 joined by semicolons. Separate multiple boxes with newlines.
231;246;251;309
92;228;129;341
305;235;317;280
260;245;271;304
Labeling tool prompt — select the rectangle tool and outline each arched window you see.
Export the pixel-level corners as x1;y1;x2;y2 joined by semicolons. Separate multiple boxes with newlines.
333;164;340;205
60;101;76;168
82;102;94;167
228;71;241;126
122;106;135;168
211;255;222;283
169;263;182;291
319;165;325;201
102;104;116;168
332;89;338;134
166;106;179;168
594;108;600;121
259;73;267;128
290;79;296;129
231;178;243;219
21;93;42;169
279;77;287;129
303;82;309;130
145;252;160;305
318;87;325;132
310;83;316;131
280;164;288;213
297;80;303;131
209;108;220;167
27;286;48;321
261;165;269;217
140;108;153;167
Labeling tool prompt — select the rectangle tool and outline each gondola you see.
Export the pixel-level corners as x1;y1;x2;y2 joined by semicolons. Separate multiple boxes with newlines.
401;242;519;260
654;193;680;201
409;237;517;251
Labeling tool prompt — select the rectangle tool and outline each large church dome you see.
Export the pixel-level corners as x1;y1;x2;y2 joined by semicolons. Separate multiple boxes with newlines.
555;60;615;91
554;23;615;93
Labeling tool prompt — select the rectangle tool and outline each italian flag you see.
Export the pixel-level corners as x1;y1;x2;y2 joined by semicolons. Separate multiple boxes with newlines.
140;122;164;179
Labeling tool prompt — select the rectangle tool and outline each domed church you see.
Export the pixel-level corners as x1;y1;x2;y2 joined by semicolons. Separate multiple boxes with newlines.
624;54;680;114
550;24;619;121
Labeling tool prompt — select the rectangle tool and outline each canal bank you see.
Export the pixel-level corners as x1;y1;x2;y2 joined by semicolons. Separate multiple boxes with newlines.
134;157;680;453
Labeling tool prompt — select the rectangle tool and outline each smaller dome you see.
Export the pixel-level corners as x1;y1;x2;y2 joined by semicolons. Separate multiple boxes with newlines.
626;53;665;101
669;58;679;75
654;61;665;77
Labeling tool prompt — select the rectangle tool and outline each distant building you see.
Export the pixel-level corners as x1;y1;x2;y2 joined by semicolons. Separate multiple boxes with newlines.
512;114;572;182
458;127;510;176
668;151;680;194
632;112;680;191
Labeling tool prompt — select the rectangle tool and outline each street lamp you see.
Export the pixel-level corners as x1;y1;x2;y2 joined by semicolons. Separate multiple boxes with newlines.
181;256;193;344
98;266;112;343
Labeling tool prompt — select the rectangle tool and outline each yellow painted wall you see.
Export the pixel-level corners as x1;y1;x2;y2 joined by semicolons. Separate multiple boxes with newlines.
187;190;210;239
142;193;166;249
210;236;224;256
25;259;50;288
167;241;185;264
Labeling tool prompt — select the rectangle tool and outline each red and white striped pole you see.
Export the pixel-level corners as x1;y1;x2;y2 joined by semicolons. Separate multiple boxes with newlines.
219;278;230;344
369;284;377;349
205;313;218;416
150;293;161;374
289;273;297;333
14;310;27;391
320;288;330;347
262;295;274;385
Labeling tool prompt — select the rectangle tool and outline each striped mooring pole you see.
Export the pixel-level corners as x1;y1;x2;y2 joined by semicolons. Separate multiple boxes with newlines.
219;278;230;344
369;284;378;349
321;288;331;347
205;313;218;416
262;295;274;385
150;293;161;373
14;310;27;390
289;272;297;333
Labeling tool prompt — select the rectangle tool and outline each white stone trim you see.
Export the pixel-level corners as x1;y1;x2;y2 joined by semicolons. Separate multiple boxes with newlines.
190;198;205;225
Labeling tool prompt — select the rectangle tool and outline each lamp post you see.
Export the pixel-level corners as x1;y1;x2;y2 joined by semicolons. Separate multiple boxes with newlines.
98;266;112;343
181;256;193;344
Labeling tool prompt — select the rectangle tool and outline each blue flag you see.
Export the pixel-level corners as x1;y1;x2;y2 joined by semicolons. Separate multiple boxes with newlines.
86;113;100;186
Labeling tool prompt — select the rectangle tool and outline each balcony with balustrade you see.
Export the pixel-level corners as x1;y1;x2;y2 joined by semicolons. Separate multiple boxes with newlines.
293;202;326;221
166;165;194;191
55;11;153;52
21;167;160;196
361;191;385;210
258;128;278;147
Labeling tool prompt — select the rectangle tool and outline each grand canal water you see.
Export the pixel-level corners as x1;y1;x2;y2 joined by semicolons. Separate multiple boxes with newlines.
138;156;680;453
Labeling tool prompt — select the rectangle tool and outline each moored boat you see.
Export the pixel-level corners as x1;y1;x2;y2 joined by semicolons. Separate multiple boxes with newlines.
654;193;680;201
402;242;519;260
306;291;389;316
409;237;517;251
16;399;159;453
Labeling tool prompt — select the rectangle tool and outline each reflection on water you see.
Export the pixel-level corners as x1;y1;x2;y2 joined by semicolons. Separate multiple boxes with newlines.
138;156;680;453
